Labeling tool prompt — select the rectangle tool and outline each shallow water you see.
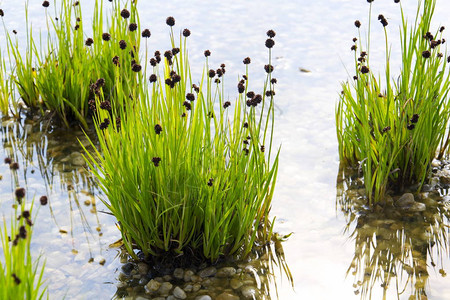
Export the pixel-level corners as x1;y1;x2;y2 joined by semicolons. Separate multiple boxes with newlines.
1;0;450;299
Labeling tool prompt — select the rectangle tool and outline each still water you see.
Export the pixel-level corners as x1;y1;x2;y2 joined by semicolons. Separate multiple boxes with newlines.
1;0;450;299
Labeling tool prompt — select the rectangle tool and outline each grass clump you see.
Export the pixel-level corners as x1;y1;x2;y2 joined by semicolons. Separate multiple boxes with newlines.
83;25;280;261
3;0;142;127
336;0;450;204
0;198;47;300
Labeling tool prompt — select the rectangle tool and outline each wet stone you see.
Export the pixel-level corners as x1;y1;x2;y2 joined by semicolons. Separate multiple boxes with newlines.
138;277;149;286
395;193;415;208
198;266;217;278
121;263;135;275
195;296;212;300
183;284;193;292
192;283;202;292
184;270;194;282
240;285;259;299
217;292;240;300
173;268;184;279
216;267;236;278
158;282;173;296
173;286;187;299
137;262;149;275
163;275;173;281
229;278;244;290
145;279;161;292
167;296;177;300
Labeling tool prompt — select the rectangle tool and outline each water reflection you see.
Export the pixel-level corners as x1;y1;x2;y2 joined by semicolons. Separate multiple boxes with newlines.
337;165;450;300
113;233;293;299
0;115;119;298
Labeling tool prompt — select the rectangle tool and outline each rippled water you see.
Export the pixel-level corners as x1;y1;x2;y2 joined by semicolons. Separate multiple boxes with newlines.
1;0;450;299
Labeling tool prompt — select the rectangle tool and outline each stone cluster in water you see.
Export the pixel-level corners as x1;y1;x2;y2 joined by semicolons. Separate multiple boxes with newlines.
115;255;270;300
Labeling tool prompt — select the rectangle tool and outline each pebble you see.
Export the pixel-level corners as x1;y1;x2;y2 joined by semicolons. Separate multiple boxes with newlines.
183;284;193;292
198;266;217;278
192;283;202;292
195;296;212;300
216;267;236;278
395;193;415;208
146;279;161;292
158;282;173;296
173;286;187;299
240;286;258;299
137;262;149;275
229;278;243;290
173;268;184;279
184;270;194;282
217;292;240;300
121;263;134;275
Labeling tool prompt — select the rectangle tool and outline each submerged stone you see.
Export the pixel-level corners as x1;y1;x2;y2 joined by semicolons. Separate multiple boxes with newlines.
216;267;237;278
173;286;187;299
198;266;217;278
217;292;240;300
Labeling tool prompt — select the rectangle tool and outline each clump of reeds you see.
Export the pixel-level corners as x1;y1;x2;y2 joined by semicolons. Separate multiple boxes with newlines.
83;24;280;260
3;0;142;127
336;0;450;204
0;196;47;299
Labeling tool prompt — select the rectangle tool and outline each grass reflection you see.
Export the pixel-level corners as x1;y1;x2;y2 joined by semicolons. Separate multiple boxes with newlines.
337;164;450;300
0;115;105;262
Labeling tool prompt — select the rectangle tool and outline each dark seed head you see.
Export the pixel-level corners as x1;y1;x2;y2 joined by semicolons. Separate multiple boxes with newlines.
4;157;12;164
10;162;19;170
440;26;445;32
40;195;48;205
246;91;255;98
172;74;181;83
164;50;173;59
204;50;211;57
207;178;214;186
422;50;431;58
42;1;50;7
102;33;111;41
271;78;277;84
260;145;265;152
119;40;127;49
129;23;137;31
192;84;199;93
19;226;27;239
15;188;25;199
360;66;370;74
112;55;120;66
131;64;142;72
154;124;162;134
264;64;274;73
351;45;357;51
166;16;175;26
243;57;251;64
120;9;130;19
243;122;248;128
208;69;216;78
152;157;161;167
223;101;231;109
266;29;276;38
149;74;157;82
407;124;415;130
355;20;361;28
265;38;275;48
172;47;180;55
186;93;195;101
22;210;30;219
12;274;21;285
410;114;419;123
100;101;111;111
142;29;151;38
149;58;157;66
183;28;191;37
0;9;4;17
265;90;275;97
238;83;245;94
183;101;191;110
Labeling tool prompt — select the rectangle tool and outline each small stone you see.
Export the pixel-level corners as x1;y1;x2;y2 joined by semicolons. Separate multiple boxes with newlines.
409;202;426;212
173;268;184;279
198;266;217;278
192;283;201;292
121;263;135;275
216;267;236;278
183;284;193;292
167;296;177;300
71;152;86;166
230;278;243;290
195;296;212;300
173;286;187;299
395;193;415;208
431;159;441;167
139;277;149;286
158;282;173;296
137;262;149;275
146;279;161;292
240;286;259;299
217;292;240;300
190;275;202;282
163;275;173;281
184;269;194;282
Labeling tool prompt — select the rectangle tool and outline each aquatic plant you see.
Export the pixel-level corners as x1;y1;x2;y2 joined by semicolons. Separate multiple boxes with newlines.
336;0;450;203
0;198;47;300
3;0;142;127
83;25;279;260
